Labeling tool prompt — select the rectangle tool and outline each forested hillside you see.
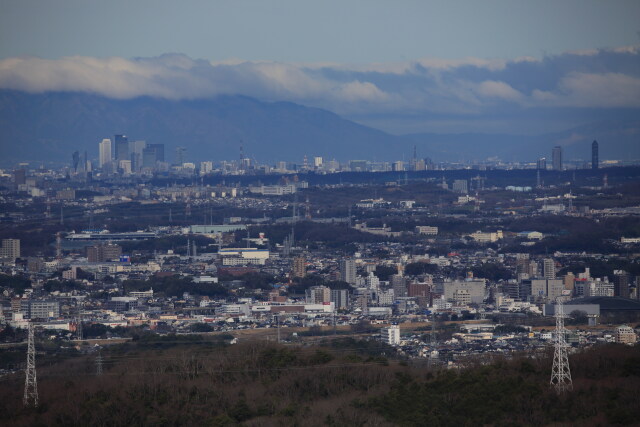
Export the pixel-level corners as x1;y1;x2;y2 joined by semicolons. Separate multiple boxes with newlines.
0;336;639;426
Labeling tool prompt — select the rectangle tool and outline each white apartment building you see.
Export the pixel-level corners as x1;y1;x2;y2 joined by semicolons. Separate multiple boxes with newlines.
381;325;401;346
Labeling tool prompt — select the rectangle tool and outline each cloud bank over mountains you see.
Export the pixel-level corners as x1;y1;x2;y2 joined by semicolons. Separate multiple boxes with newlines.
1;46;639;133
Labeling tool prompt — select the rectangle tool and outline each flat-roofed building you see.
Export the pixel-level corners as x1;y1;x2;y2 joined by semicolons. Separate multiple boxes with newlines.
616;325;637;345
0;239;20;259
381;325;401;346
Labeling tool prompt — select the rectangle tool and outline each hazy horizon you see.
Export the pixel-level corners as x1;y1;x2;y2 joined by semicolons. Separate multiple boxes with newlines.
1;1;640;136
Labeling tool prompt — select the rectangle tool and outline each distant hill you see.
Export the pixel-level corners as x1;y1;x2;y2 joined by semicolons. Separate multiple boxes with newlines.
0;90;638;164
0;90;398;164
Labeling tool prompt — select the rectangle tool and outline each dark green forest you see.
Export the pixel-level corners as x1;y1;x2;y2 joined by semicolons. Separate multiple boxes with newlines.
0;337;639;426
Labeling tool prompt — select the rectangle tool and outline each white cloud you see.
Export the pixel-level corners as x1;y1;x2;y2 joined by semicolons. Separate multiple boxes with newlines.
415;57;508;71
0;46;639;119
557;72;640;108
338;81;388;102
475;80;524;102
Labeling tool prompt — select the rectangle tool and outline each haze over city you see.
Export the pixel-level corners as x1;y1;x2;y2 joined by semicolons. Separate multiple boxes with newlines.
1;1;640;426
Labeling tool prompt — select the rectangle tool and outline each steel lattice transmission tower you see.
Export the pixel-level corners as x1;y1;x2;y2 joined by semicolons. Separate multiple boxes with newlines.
23;322;38;407
96;350;103;376
550;296;573;393
427;315;439;369
76;302;83;341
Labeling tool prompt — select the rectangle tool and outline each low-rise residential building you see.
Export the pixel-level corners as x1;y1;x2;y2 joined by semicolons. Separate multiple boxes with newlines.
615;325;637;345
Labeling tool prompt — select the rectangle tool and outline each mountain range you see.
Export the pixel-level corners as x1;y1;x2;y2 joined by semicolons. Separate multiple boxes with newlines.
0;90;638;165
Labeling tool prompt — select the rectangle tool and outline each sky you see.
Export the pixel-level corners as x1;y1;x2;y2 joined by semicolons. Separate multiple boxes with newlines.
0;0;639;135
1;0;639;62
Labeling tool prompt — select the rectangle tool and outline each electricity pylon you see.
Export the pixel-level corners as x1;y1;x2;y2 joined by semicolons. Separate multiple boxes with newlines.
550;296;573;394
96;350;103;376
76;303;83;341
23;322;38;407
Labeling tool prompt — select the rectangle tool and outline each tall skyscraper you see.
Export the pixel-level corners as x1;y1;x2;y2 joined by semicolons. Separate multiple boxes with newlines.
149;144;165;162
114;134;129;162
340;258;356;285
175;146;186;165
592;140;599;170
99;138;112;168
130;140;146;172
552;146;563;171
142;144;165;169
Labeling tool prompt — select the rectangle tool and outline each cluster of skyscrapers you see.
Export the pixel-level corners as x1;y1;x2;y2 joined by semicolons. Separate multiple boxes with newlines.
538;140;599;172
90;136;601;176
98;135;164;173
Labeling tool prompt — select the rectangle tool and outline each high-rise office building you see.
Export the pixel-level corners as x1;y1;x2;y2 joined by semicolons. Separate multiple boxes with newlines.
613;270;630;298
175;146;186;165
543;258;556;279
114;134;129;162
99;138;112;168
130;140;146;172
552;146;562;171
142;144;165;169
142;147;157;169
149;144;165;162
340;258;356;285
592;140;599;170
516;254;531;279
330;289;349;310
391;274;407;297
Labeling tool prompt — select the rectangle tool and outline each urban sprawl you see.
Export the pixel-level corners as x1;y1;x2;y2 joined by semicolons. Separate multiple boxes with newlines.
1;135;640;377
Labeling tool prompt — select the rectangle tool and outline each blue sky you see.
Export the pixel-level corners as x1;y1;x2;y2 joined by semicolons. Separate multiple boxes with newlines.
1;0;638;62
0;0;639;136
